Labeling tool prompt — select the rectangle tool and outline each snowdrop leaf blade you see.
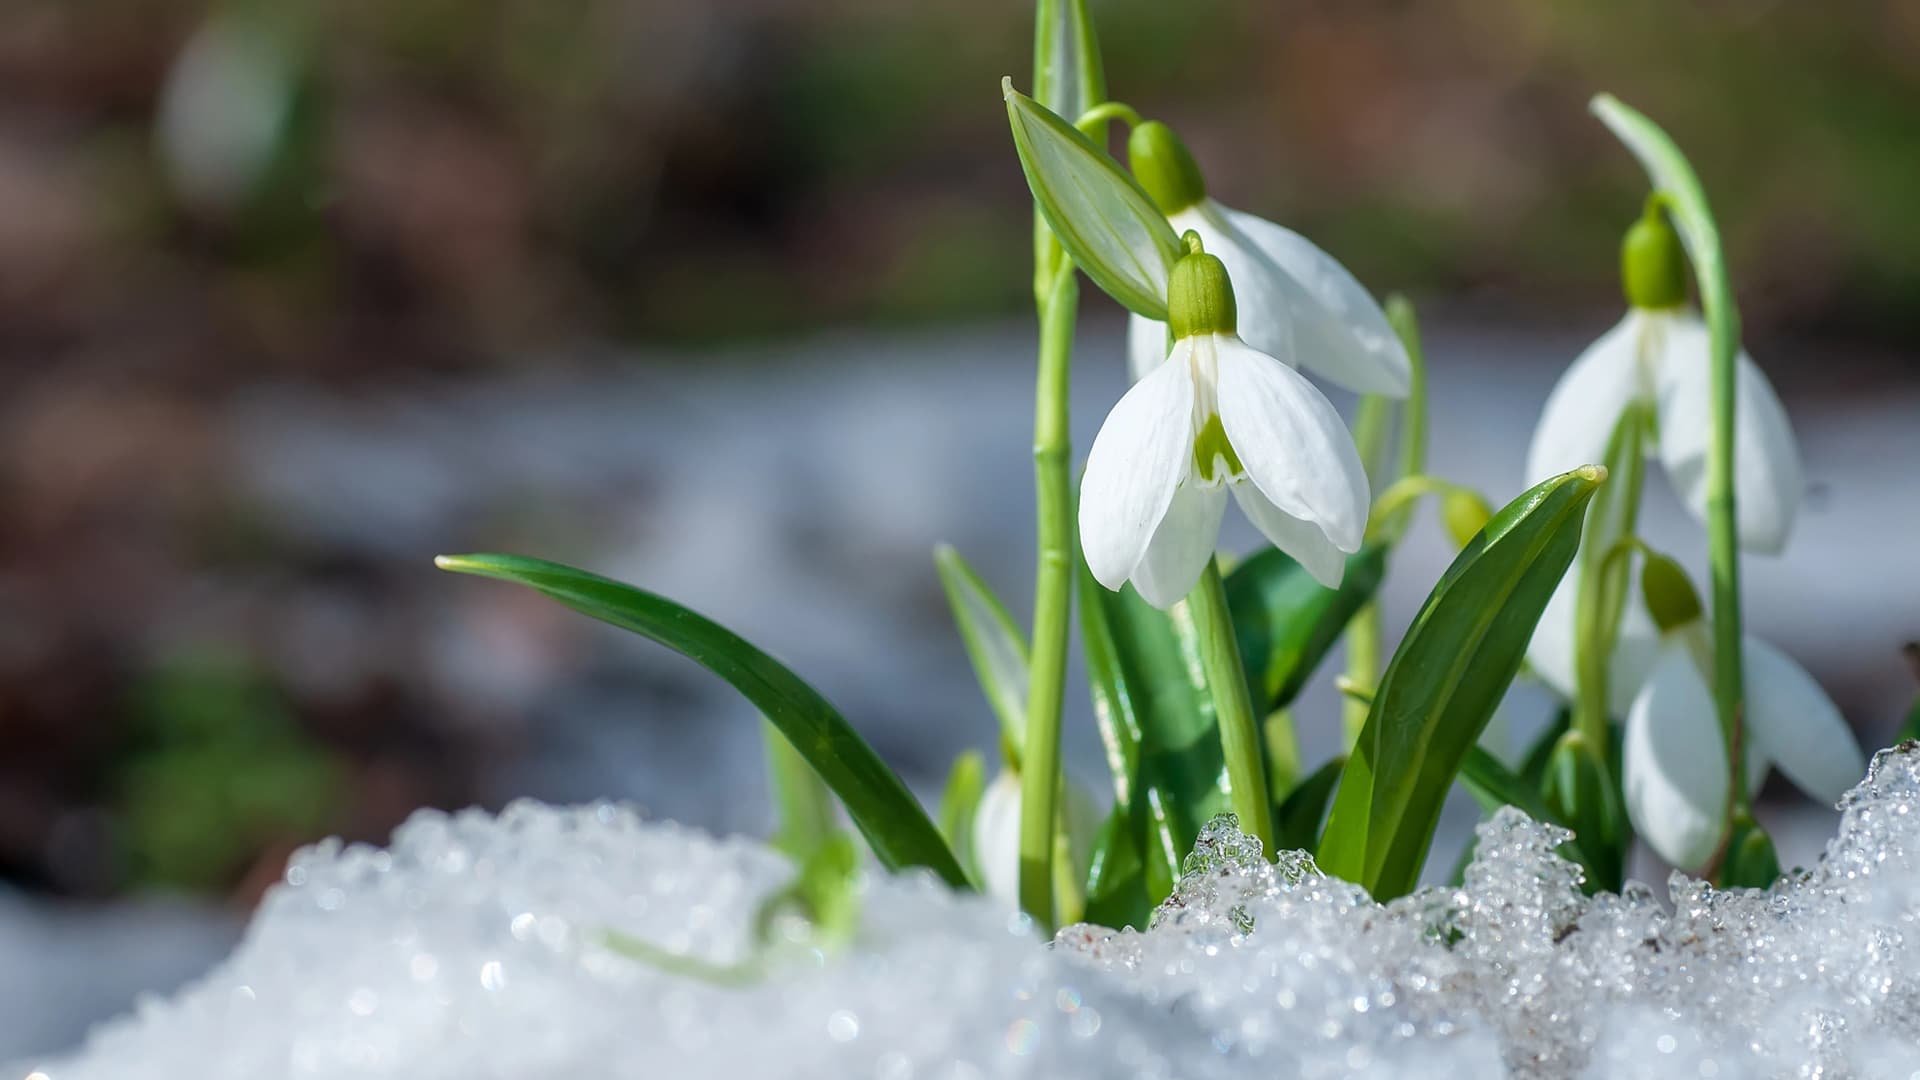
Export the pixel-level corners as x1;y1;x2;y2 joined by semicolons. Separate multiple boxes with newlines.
1456;745;1599;875
1539;734;1626;891
937;750;988;885
1077;550;1230;903
933;545;1032;755
1225;544;1386;716
1004;84;1181;318
1274;755;1347;852
1591;95;1728;298
1082;804;1151;930
1317;467;1603;899
435;553;969;888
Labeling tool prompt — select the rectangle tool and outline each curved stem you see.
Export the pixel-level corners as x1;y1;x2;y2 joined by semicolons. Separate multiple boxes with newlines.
1075;101;1143;132
1018;263;1078;930
1188;560;1276;856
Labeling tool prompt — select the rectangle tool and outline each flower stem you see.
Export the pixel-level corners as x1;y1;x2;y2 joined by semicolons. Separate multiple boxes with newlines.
1341;603;1381;747
765;720;836;860
1018;262;1078;930
1188;559;1276;857
1702;260;1749;821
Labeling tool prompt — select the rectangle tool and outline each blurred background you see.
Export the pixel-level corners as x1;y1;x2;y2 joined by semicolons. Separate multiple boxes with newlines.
1;0;1916;1061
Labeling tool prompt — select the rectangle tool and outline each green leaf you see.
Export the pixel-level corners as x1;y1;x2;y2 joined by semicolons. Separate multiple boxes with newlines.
1078;555;1229;904
1518;708;1572;789
1274;756;1345;852
1082;804;1151;929
436;553;968;888
1317;467;1605;900
1573;403;1649;729
937;750;988;882
1003;81;1182;319
933;545;1030;757
1226;545;1387;715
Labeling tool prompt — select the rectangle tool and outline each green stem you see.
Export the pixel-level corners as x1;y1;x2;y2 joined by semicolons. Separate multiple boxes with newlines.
1188;560;1275;856
1018;263;1078;930
1703;268;1748;819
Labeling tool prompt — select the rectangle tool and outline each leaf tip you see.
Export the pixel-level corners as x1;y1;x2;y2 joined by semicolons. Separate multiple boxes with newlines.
1001;75;1018;101
433;554;465;571
1589;92;1618;118
1576;464;1609;485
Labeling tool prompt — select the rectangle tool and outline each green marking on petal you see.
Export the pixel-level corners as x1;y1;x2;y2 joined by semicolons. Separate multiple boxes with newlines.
1192;413;1243;483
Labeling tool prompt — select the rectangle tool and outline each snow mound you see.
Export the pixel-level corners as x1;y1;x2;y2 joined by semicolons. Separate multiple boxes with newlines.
26;745;1920;1079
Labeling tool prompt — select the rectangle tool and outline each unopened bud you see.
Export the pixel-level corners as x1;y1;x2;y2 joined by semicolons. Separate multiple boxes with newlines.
1128;120;1206;215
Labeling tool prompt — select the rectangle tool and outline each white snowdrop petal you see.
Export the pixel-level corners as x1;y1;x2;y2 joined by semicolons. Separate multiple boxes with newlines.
1524;312;1646;487
1624;647;1729;870
1214;203;1411;396
1127;313;1171;384
1078;347;1196;591
1231;483;1349;588
1131;483;1228;609
970;770;1024;906
1650;315;1803;554
1742;636;1865;803
1214;337;1369;553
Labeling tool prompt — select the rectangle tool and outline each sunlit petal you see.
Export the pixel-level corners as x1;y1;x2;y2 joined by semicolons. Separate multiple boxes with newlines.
1214;337;1369;554
1526;312;1647;487
1624;646;1729;870
1132;482;1228;608
1524;560;1663;709
1743;635;1865;803
1079;344;1196;591
1231;484;1349;588
1171;204;1297;373
970;769;1023;906
1213;203;1410;396
1650;314;1803;554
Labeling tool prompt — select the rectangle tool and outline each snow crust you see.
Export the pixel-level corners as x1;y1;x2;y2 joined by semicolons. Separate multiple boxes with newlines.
27;745;1920;1079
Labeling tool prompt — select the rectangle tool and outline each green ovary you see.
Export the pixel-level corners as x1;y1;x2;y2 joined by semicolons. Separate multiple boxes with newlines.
1192;414;1244;483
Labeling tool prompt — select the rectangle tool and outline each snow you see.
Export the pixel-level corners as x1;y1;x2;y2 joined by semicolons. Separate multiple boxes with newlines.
26;745;1920;1079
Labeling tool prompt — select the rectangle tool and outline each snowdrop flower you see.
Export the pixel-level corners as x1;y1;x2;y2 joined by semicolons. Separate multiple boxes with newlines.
1526;205;1803;553
972;769;1099;912
1622;555;1863;869
1080;239;1370;607
1123;121;1411;395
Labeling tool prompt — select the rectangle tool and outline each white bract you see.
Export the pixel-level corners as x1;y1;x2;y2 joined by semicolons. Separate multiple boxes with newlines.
1618;567;1864;870
1079;249;1369;606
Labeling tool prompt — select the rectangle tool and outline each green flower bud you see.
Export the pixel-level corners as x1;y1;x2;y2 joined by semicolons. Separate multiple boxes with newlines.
1167;242;1237;340
1440;489;1494;550
1621;201;1687;310
1722;816;1782;889
1128;120;1206;216
1640;552;1703;633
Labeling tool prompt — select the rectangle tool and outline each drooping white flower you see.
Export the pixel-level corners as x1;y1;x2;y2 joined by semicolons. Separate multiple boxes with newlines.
1123;122;1411;396
971;768;1100;913
1619;559;1863;869
1080;244;1370;607
1525;212;1803;553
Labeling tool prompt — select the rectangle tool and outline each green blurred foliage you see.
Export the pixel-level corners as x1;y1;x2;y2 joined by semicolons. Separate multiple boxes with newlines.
117;653;341;892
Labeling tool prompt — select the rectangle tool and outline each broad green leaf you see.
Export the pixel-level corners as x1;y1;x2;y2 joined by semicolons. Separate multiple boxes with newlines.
436;553;968;888
937;750;988;882
933;545;1030;756
1226;545;1387;715
1274;756;1345;853
1004;81;1181;319
1078;554;1229;904
1082;804;1151;929
1518;708;1572;789
1317;467;1604;900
